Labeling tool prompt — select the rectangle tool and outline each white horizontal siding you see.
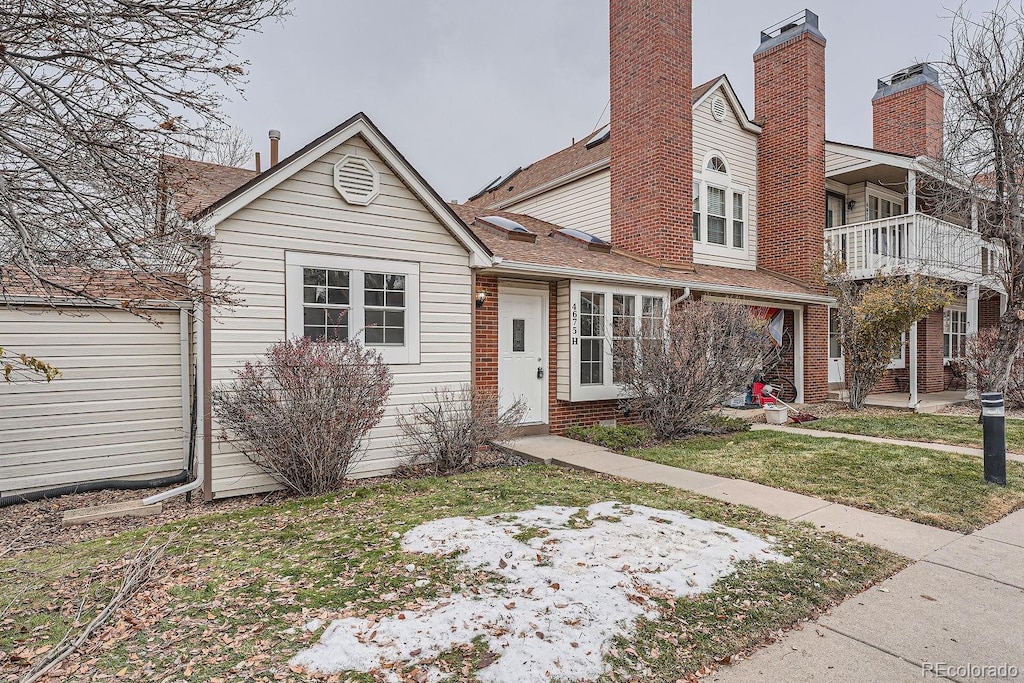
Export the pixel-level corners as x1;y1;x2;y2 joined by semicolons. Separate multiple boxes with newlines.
0;307;186;494
693;85;759;269
506;171;611;240
208;133;474;497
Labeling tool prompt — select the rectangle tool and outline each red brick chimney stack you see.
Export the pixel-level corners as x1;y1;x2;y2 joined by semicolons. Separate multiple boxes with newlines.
753;10;827;292
609;0;693;265
872;64;944;159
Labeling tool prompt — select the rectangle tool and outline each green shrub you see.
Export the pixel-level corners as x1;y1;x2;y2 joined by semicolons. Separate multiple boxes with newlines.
564;424;653;452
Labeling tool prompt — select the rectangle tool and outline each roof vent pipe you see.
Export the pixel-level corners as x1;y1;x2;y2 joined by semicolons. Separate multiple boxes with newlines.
268;129;281;167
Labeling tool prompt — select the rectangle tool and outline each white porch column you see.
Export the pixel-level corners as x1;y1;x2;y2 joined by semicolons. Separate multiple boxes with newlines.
966;284;980;400
907;170;917;261
909;321;919;409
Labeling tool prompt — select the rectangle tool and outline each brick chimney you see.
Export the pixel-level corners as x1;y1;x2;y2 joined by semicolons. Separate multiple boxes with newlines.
872;63;944;158
609;0;693;265
753;10;827;291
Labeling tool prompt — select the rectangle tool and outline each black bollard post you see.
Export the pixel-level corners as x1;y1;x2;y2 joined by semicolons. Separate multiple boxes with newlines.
981;392;1007;486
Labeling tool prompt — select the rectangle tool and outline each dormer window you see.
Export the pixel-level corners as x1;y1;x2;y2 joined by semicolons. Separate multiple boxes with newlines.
694;152;747;252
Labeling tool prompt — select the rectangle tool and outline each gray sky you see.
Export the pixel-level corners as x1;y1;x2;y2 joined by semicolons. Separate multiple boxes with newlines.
221;1;997;202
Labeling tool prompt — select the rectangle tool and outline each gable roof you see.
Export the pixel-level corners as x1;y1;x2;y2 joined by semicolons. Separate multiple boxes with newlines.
161;156;257;221
466;75;760;209
170;113;492;265
451;205;829;305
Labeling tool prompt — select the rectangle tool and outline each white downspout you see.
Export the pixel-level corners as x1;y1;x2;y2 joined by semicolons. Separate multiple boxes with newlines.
143;301;205;506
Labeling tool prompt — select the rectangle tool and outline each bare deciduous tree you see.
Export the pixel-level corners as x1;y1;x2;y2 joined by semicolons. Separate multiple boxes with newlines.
0;0;290;378
172;125;256;168
613;300;771;440
928;1;1024;391
397;385;527;475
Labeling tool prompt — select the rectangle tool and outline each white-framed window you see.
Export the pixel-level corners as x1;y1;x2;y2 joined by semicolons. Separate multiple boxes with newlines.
694;152;747;253
944;306;968;361
285;252;420;364
569;282;669;401
887;333;907;369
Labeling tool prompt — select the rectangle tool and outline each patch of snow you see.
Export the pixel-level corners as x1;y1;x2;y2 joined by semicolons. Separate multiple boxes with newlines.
291;501;788;682
302;618;323;632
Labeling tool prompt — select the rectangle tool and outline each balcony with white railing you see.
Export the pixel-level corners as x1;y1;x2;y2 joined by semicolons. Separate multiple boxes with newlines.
825;213;1004;285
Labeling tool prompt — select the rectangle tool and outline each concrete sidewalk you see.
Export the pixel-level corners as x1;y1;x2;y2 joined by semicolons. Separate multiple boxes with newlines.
753;422;1024;463
501;435;961;559
711;510;1024;682
498;434;1024;681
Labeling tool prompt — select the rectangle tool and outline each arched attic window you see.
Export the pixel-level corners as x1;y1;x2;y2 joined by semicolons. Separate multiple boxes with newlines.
706;155;728;173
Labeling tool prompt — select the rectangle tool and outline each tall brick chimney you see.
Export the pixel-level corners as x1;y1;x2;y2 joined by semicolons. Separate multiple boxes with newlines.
872;63;944;159
609;0;693;265
753;10;827;291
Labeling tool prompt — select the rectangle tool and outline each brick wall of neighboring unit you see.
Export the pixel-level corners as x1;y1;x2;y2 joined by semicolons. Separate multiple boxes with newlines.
980;295;1001;330
872;84;944;159
609;0;693;264
917;308;946;393
804;304;830;402
753;29;827;292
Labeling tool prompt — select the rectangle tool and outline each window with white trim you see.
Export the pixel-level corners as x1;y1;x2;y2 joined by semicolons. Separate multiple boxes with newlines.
286;252;420;364
694;153;747;251
579;292;605;385
944;307;968;361
570;283;669;401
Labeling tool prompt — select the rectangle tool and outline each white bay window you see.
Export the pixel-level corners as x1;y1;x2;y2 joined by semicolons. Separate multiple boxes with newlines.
569;282;669;401
286;252;420;364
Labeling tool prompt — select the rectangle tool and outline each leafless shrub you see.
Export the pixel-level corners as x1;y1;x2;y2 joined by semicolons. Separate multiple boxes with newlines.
212;337;392;496
397;385;527;474
956;329;1024;407
613;300;772;440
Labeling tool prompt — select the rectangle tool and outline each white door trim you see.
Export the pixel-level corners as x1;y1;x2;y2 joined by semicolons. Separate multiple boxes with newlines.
498;282;549;425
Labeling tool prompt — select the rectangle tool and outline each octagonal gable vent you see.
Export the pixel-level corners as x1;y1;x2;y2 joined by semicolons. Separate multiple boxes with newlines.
334;154;380;206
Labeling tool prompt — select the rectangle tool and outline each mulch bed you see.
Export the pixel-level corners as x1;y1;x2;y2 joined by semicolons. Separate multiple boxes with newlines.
0;450;527;559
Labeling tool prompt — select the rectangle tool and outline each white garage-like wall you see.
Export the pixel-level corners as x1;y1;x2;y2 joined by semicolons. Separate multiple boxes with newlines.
0;305;190;496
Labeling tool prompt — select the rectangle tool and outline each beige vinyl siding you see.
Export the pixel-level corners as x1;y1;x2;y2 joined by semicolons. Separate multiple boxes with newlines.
208;133;473;498
556;280;570;401
0;306;186;495
693;86;759;269
505;171;611;241
826;148;871;175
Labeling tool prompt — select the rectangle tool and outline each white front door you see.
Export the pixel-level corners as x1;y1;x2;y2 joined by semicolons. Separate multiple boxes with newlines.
828;307;845;384
498;289;548;424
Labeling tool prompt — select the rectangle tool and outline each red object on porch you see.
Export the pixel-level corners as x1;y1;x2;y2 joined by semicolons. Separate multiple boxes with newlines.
752;382;776;406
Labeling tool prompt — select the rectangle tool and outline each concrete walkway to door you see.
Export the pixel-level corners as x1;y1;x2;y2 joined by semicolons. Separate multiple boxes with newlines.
752;422;1024;463
498;435;1024;681
499;435;961;559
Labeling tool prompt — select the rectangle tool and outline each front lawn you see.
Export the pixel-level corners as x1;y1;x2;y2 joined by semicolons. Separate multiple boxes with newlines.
0;467;904;682
634;431;1024;533
793;412;1024;452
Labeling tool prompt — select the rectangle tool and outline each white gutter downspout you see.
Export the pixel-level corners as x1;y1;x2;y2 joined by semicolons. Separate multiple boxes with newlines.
143;287;206;505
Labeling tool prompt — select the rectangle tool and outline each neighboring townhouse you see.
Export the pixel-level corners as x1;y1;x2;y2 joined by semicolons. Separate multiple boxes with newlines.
466;6;833;420
823;63;1004;405
10;2;982;500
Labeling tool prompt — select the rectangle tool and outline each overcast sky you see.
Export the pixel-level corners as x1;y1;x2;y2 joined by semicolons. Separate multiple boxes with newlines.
220;1;998;201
